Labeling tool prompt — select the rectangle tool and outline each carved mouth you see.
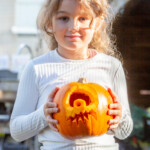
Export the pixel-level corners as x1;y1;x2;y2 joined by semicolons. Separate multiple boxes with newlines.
68;110;97;124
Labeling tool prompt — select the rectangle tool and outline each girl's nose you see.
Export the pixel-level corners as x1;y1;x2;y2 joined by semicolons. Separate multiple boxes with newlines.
68;20;79;32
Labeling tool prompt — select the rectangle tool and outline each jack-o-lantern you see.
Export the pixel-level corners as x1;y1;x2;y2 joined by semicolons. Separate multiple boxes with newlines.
53;78;113;139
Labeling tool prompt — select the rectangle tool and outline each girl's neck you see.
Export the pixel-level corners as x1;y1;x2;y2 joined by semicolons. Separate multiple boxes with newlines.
57;47;90;60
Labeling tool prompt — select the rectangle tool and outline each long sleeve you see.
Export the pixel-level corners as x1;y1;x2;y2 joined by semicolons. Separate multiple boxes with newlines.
9;50;134;149
10;61;48;142
112;62;133;139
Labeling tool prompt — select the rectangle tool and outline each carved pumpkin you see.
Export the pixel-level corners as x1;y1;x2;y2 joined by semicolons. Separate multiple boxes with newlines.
53;78;113;139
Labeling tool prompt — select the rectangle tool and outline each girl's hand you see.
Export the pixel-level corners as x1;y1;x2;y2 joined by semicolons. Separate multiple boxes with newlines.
44;87;60;132
107;88;122;130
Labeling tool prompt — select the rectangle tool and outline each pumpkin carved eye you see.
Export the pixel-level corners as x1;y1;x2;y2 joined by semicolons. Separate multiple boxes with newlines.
70;93;91;106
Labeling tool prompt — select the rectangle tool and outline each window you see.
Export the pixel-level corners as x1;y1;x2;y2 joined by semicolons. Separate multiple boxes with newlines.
12;0;44;35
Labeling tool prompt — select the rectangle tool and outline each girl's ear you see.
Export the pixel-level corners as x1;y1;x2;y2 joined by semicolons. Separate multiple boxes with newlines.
47;24;53;33
94;16;105;31
47;28;53;33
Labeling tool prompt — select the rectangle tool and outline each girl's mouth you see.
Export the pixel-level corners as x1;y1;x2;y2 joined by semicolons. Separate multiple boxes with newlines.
65;35;81;39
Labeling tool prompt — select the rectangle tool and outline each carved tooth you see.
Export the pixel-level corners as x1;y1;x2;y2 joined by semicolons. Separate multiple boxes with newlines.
76;115;79;124
71;112;76;118
84;112;89;120
70;117;75;122
81;109;85;114
80;113;85;122
90;110;97;120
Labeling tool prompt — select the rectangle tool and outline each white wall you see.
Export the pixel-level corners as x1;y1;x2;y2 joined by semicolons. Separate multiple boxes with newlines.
12;0;44;34
0;0;48;64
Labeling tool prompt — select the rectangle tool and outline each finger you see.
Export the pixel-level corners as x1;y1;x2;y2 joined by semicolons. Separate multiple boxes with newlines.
108;117;120;125
47;117;58;124
49;87;60;99
108;88;116;98
46;102;57;108
108;110;121;116
49;124;58;132
108;88;118;103
109;124;118;129
46;108;58;114
109;103;121;109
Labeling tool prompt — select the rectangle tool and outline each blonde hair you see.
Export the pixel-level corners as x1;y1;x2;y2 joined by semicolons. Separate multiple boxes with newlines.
37;0;121;60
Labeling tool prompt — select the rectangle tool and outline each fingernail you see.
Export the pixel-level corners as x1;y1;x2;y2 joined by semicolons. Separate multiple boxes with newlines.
107;110;110;115
55;86;60;90
55;108;59;112
109;120;113;125
107;120;110;124
108;104;112;109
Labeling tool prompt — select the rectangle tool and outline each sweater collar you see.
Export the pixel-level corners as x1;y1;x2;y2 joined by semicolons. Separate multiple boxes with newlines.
53;48;99;63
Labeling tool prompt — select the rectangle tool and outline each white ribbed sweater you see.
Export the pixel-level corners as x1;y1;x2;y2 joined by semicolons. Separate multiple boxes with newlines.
10;49;133;150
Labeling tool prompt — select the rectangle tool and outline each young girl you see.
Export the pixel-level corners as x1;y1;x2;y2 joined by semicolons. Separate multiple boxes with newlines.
10;0;133;150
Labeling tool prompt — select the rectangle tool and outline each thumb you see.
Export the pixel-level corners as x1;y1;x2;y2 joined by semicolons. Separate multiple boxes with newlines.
48;87;60;99
108;88;118;103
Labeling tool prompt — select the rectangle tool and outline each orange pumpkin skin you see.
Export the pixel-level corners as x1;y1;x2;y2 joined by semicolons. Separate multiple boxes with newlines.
53;80;113;139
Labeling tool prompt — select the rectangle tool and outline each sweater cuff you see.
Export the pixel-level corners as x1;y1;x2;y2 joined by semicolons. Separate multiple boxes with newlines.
37;104;48;126
120;106;126;123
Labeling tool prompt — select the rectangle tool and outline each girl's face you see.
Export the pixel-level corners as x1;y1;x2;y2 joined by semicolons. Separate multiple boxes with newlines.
51;0;97;52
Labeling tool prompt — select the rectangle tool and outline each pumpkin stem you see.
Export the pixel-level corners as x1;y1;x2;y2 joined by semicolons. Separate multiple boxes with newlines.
78;78;87;83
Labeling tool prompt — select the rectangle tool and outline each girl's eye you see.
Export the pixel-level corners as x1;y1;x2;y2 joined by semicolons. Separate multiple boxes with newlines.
58;17;69;21
79;17;87;21
80;16;91;22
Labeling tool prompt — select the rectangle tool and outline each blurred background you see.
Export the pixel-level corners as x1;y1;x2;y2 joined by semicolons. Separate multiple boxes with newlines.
0;0;150;149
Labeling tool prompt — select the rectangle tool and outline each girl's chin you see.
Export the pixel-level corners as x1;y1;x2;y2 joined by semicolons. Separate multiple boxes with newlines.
59;45;84;51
